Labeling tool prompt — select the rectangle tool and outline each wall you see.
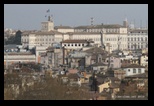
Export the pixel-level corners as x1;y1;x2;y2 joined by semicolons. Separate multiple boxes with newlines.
98;81;110;93
123;68;145;76
57;29;74;33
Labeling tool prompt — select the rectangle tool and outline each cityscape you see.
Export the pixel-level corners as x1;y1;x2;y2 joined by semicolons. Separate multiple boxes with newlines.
4;4;148;100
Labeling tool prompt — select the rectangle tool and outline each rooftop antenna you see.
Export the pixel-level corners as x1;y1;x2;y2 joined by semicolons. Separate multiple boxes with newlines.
91;17;94;26
146;20;148;29
134;19;135;29
140;20;142;29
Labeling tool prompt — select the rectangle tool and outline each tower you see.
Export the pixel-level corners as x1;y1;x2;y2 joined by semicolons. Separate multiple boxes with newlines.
123;17;128;28
41;15;54;32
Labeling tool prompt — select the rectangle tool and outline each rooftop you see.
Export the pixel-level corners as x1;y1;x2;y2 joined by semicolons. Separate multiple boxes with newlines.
90;62;108;66
128;29;148;33
84;47;108;54
121;64;145;68
22;30;62;35
54;26;73;29
125;73;148;78
74;24;124;29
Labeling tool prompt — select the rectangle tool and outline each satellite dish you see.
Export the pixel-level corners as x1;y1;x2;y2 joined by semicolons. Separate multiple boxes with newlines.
61;71;65;75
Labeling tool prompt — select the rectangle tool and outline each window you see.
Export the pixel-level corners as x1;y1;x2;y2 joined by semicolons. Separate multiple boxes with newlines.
134;38;136;41
133;69;136;73
138;38;140;41
68;44;70;46
78;44;80;46
82;44;84;46
128;69;130;72
145;37;147;41
141;38;143;41
110;64;114;68
128;38;129;41
131;38;133;41
64;44;66;46
138;69;141;73
72;44;73;46
75;44;77;46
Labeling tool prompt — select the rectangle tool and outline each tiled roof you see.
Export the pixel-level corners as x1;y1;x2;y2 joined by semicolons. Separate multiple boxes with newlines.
74;24;124;29
22;30;62;35
125;73;147;78
35;30;62;35
109;83;120;88
90;62;108;66
67;73;79;79
54;26;73;29
46;46;54;51
121;64;145;68
84;47;107;54
128;29;148;33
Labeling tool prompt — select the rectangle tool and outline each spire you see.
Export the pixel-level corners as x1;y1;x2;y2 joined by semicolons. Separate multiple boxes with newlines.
125;17;127;22
123;15;128;28
124;14;127;22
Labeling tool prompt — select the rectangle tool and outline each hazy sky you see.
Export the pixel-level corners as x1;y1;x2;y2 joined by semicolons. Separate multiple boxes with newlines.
4;4;148;30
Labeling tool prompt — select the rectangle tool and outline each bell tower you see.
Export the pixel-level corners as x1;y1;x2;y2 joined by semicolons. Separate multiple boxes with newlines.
41;15;54;32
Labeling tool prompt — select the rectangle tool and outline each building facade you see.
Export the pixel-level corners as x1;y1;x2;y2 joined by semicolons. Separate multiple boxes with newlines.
127;29;148;50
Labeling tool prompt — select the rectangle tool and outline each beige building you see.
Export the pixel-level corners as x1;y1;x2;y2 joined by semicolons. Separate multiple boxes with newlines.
4;52;36;66
54;26;74;33
21;17;128;52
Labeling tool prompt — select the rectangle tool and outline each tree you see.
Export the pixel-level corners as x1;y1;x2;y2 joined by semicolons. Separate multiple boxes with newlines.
14;30;22;45
16;76;91;100
5;30;22;45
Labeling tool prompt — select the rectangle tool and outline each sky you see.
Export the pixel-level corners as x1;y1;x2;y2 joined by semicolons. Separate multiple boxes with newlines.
4;4;148;30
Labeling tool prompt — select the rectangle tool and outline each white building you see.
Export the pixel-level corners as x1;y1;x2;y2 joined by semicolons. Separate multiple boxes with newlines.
4;52;36;66
21;15;62;49
74;24;128;51
21;16;128;52
128;29;148;50
22;17;144;53
122;64;145;76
